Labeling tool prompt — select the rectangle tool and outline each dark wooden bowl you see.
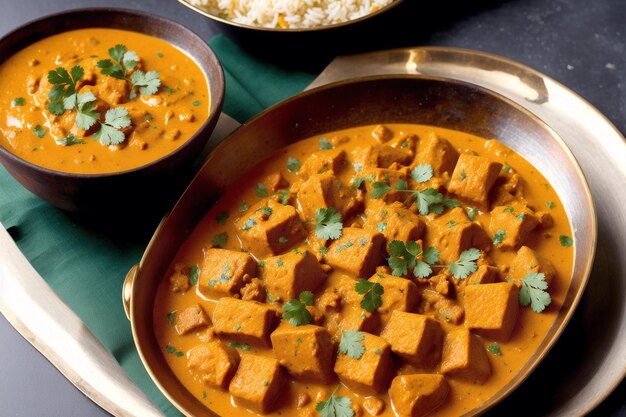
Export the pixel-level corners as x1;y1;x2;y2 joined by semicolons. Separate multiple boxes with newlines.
0;8;225;212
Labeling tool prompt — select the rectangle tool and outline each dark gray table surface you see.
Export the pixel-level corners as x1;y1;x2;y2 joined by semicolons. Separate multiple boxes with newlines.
1;0;625;416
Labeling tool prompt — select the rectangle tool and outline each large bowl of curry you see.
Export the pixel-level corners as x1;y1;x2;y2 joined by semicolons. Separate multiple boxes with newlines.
0;8;224;212
124;76;596;417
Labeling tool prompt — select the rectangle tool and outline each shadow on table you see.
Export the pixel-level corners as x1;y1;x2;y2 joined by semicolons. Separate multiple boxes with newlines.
208;0;511;72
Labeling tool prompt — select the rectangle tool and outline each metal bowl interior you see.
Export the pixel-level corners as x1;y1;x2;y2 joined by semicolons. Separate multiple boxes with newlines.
129;75;596;417
178;0;405;33
0;8;225;212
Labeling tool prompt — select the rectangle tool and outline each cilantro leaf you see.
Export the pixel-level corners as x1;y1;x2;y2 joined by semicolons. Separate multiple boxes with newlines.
559;235;573;247
188;265;200;286
415;188;459;215
492;229;506;245
371;182;392;198
212;232;228;248
355;279;384;312
55;134;85;146
167;311;176;327
315;207;343;240
316;387;354;417
423;246;440;265
46;66;85;115
93;107;131;145
468;208;478;221
487;342;502;356
130;70;161;96
33;125;46;138
546;201;556;209
411;164;433;183
109;44;127;64
282;291;314;326
319;137;333;150
519;272;551;313
448;248;481;279
228;342;251;351
413;260;433;279
339;330;365;359
287;157;301;172
387;240;437;278
394;179;408;191
75;100;100;131
12;97;25;106
255;183;269;197
216;211;229;225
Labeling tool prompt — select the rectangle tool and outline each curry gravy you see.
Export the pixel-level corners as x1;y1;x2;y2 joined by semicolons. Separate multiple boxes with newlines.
0;28;209;174
154;124;573;417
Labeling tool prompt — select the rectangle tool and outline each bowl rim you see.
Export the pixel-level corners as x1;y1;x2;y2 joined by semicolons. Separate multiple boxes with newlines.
0;7;225;179
177;0;405;33
129;74;597;417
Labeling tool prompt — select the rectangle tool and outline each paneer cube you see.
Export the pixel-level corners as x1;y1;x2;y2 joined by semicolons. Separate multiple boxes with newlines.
262;172;289;193
363;200;424;244
174;304;211;335
336;303;380;334
428;207;492;264
236;198;305;259
380;311;443;366
199;249;257;299
371;124;394;143
508;245;557;286
212;297;277;346
334;332;393;394
466;265;499;285
326;227;385;278
412;131;459;176
262;250;326;302
369;274;419;323
270;324;335;382
440;329;491;384
363;167;408;204
229;354;285;414
187;341;239;389
389;134;418;158
352;145;412;169
489;203;539;250
465;282;519;341
389;374;449;417
297;172;362;221
299;148;346;180
448;154;502;211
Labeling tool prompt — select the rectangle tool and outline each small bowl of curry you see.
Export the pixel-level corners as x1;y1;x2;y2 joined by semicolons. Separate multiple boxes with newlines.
0;8;224;212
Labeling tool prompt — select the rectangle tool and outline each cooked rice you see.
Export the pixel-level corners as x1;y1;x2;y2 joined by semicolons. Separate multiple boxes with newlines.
187;0;395;29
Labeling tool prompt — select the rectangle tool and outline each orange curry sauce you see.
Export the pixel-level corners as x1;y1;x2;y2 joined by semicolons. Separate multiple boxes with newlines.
154;124;573;417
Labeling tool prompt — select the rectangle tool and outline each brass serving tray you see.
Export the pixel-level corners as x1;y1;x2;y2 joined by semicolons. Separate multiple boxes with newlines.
2;47;624;417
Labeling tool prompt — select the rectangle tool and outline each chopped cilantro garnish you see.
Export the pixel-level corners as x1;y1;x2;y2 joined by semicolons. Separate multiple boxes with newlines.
448;248;481;279
316;386;354;417
411;164;433;183
519;272;551;313
339;330;365;359
287;157;301;172
242;218;257;231
188;264;200;286
216;211;229;225
55;134;85;146
371;182;392;198
228;342;251;351
239;202;248;212
492;230;506;245
212;232;228;248
319;137;333;150
387;240;439;278
167;311;176;327
487;342;502;356
377;222;387;233
97;45;161;99
192;100;201;106
559;235;573;247
355;279;384;312
33;125;46;138
468;208;478;221
546;201;556;209
255;183;269;197
315;207;343;240
12;97;25;106
282;291;314;326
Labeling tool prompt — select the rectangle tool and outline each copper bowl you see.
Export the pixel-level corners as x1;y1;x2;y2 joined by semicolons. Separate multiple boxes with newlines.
0;8;225;212
123;75;596;416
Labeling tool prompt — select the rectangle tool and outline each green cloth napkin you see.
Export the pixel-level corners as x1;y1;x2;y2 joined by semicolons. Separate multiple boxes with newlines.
0;35;315;417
